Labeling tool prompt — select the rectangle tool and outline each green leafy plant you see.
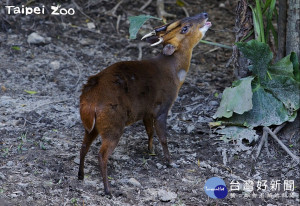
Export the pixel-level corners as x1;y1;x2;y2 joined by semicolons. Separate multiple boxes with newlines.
24;90;37;95
214;0;299;151
2;148;9;157
214;40;299;136
70;198;78;206
250;0;277;45
11;46;21;51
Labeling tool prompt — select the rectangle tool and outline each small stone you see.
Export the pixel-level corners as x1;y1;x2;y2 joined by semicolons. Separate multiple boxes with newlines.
186;125;195;134
63;143;69;149
74;158;80;165
156;163;163;169
219;3;225;8
210;167;219;173
27;196;34;202
13;191;23;195
17;182;29;188
128;177;141;187
87;22;96;29
0;172;6;180
27;32;46;44
49;61;60;70
23;172;30;176
7;161;14;166
209;101;219;106
10;194;18;198
85;180;98;187
158;189;177;202
170;162;179;168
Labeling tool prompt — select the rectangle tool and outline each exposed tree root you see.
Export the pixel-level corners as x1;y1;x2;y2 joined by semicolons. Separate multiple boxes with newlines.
256;123;299;164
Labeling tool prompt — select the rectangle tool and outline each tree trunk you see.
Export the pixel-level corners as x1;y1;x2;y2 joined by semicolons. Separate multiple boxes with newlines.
286;0;300;60
276;0;287;61
231;0;254;79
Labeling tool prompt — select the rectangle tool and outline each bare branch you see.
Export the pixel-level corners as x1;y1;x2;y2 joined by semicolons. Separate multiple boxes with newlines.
256;128;268;158
139;0;153;11
182;7;189;17
264;126;300;164
116;15;121;34
105;0;124;17
156;0;176;19
256;123;287;158
71;0;95;22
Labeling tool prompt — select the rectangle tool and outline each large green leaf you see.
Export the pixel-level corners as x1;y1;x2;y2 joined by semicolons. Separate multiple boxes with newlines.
237;40;273;81
226;84;295;127
213;77;254;119
128;15;161;39
291;52;300;82
268;54;294;78
264;75;300;111
264;53;300;111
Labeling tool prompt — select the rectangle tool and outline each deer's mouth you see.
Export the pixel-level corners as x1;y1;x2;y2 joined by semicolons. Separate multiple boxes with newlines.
205;21;212;27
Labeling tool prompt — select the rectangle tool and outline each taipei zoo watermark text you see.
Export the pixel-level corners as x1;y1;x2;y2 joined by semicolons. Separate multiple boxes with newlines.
5;5;75;16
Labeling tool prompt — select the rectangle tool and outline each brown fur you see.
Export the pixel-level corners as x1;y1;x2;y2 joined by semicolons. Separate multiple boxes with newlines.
78;13;210;195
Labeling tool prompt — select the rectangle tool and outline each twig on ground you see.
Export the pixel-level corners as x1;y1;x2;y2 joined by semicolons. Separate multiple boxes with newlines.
116;15;121;34
180;0;190;6
71;0;95;22
256;123;287;158
28;99;72;113
105;0;124;17
126;42;148;60
222;149;228;166
182;7;189;17
168;112;179;122
256;128;268;158
156;0;176;19
139;0;153;11
22;116;44;126
52;45;83;91
204;47;220;54
25;0;35;7
264;126;300;164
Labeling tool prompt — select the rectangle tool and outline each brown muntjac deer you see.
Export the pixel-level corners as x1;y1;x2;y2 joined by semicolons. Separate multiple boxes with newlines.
78;13;212;195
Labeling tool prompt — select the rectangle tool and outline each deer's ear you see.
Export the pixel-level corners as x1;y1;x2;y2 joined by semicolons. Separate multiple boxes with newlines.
163;44;176;56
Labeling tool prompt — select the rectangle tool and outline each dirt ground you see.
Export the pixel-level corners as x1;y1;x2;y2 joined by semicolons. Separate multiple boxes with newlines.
0;0;299;205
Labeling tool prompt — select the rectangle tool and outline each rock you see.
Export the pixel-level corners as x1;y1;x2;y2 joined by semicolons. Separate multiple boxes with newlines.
128;177;141;187
210;167;219;173
87;22;96;29
10;194;18;198
0;96;15;108
219;3;225;8
27;32;51;44
27;32;45;44
209;101;219;106
7;161;14;166
74;158;80;165
186;125;195;134
0;172;6;180
158;189;177;202
170;162;179;168
85;180;98;187
49;61;60;70
156;163;163;169
27;196;34;202
17;182;29;188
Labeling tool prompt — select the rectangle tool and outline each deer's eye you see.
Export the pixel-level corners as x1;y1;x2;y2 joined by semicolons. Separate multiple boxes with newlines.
181;26;189;34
